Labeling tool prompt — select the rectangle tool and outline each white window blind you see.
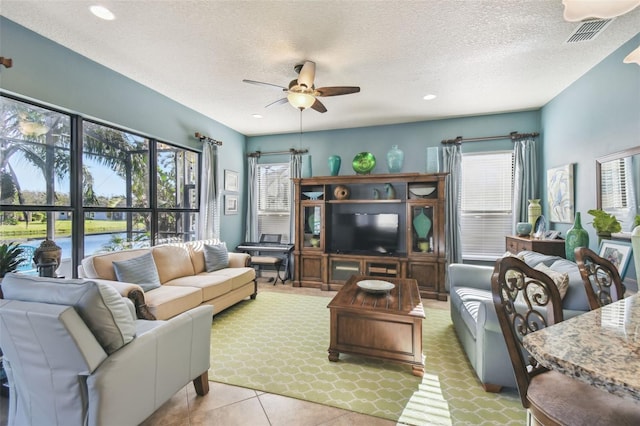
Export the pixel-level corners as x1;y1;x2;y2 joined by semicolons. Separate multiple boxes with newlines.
257;163;291;243
601;157;636;230
460;151;514;260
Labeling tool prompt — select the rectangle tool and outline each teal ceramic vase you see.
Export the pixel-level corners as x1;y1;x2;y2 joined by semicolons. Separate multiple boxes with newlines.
328;155;341;176
386;145;404;173
565;212;589;261
302;155;312;178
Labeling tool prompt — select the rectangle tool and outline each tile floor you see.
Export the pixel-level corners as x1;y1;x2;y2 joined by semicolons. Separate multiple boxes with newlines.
0;278;449;425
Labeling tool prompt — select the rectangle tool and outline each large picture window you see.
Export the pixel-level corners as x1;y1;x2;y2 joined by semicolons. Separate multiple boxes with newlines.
0;95;201;275
460;151;514;260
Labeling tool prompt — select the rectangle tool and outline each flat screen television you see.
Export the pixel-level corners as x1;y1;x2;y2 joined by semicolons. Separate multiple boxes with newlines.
330;213;399;254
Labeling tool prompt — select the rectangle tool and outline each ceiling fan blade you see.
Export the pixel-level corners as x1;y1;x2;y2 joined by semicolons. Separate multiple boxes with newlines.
243;79;287;91
265;98;288;108
310;98;327;113
315;86;361;97
297;61;316;89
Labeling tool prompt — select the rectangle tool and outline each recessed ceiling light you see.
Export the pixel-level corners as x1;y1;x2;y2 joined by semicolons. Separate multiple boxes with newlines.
423;94;437;101
252;114;263;119
90;5;115;20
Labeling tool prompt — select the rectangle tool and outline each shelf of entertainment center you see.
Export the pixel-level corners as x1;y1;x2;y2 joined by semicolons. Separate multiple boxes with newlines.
327;199;402;204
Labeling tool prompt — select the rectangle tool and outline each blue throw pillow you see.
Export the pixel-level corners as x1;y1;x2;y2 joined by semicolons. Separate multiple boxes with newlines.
203;243;229;272
112;252;161;292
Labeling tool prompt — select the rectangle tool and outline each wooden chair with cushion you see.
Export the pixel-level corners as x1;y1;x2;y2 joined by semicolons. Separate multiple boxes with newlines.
574;246;625;310
250;234;285;285
491;256;640;425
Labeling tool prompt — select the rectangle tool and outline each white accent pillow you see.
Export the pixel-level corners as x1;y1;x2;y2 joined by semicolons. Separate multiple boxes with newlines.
1;273;136;354
112;252;161;291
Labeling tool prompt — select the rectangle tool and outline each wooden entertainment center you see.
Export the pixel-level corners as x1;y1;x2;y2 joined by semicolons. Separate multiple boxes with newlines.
293;172;448;300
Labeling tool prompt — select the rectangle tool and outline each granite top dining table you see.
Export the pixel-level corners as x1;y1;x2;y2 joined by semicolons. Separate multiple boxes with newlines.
523;293;640;401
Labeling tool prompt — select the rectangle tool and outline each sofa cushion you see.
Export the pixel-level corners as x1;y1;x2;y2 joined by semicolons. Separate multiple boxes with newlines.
113;252;161;292
1;273;136;354
203;243;229;272
164;274;232;300
461;300;481;339
143;285;203;320
209;267;256;290
152;245;195;283
520;250;563;268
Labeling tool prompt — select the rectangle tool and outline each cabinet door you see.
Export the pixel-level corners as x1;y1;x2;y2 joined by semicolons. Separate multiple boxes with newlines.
302;204;324;250
408;204;435;255
407;261;440;295
329;257;362;282
301;255;324;282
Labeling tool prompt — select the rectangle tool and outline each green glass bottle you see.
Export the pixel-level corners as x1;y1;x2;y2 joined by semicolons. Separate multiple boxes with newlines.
565;212;589;261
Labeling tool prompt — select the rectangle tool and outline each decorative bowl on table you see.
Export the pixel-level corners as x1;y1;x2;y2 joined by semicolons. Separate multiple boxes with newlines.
352;152;376;175
302;191;324;200
516;222;533;236
357;279;395;294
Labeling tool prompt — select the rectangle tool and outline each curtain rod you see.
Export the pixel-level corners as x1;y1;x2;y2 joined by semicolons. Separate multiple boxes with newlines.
247;148;309;158
440;131;539;145
194;132;222;146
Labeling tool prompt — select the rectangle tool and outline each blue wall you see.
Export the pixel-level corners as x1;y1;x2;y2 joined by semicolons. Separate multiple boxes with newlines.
0;17;247;246
248;111;541;171
541;33;640;243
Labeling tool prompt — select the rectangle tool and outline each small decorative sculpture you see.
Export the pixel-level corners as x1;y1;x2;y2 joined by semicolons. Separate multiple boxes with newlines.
385;183;396;200
372;188;380;199
34;239;62;277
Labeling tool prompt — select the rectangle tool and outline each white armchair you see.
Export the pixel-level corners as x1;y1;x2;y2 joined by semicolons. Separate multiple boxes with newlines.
0;273;213;426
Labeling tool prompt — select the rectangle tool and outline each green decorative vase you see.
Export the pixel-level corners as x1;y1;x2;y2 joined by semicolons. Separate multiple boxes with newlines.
328;155;341;176
413;209;432;240
352;152;376;174
565;212;589;261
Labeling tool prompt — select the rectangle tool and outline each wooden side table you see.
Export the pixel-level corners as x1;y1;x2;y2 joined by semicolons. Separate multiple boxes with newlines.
505;235;566;258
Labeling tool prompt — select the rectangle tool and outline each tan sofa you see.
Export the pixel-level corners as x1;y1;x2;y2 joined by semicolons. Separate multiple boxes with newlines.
78;240;257;320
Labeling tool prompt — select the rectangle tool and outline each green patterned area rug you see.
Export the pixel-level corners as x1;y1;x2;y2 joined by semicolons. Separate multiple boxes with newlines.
209;292;525;425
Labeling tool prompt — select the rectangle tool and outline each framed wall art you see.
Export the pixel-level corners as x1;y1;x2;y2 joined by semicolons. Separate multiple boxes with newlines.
224;170;239;192
598;240;633;279
547;163;574;223
224;194;238;215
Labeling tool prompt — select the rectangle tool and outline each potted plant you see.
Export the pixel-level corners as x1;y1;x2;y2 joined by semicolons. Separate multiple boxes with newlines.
587;209;622;243
0;242;25;279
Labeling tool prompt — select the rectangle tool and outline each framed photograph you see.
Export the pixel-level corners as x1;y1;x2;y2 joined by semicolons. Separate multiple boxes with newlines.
224;170;239;192
547;163;574;223
224;194;238;215
598;240;633;279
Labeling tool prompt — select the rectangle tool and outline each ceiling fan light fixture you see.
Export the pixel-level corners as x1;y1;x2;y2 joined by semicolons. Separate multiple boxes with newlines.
624;45;640;65
562;0;640;21
288;92;315;110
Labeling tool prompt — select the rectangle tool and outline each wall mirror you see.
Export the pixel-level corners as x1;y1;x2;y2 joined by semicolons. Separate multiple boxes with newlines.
596;146;640;232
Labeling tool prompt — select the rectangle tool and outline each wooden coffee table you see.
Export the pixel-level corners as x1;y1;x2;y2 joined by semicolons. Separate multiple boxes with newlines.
327;275;425;376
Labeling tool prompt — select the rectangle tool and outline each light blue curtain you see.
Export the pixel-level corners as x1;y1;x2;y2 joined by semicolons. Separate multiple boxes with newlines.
289;153;302;243
198;142;219;240
512;138;537;232
443;144;462;268
244;156;258;242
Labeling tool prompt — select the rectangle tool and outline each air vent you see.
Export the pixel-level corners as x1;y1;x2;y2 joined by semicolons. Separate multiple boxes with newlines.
566;19;614;43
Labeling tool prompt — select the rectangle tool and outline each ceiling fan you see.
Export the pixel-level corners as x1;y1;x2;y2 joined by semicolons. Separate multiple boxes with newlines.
243;61;360;113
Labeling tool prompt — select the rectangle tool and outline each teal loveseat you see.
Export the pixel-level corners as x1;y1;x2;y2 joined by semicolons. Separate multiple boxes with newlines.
447;250;592;392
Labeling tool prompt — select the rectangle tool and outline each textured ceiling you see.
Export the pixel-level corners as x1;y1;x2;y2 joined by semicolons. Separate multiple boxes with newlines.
2;1;639;136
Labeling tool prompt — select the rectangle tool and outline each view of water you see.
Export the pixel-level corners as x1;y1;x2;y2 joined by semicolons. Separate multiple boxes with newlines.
21;233;126;258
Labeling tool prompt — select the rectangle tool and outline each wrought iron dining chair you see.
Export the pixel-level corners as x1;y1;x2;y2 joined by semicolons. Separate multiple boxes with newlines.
575;246;625;310
492;256;640;425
